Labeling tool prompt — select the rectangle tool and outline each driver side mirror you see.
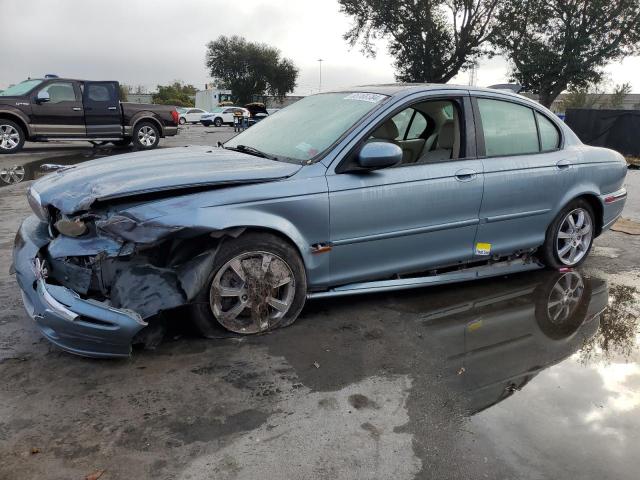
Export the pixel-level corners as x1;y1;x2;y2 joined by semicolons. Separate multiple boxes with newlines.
357;141;403;170
36;90;50;104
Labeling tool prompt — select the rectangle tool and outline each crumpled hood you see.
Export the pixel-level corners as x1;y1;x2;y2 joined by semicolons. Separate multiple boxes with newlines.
32;146;302;214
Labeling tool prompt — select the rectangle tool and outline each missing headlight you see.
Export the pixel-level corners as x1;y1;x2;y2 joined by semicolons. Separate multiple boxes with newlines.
54;218;88;237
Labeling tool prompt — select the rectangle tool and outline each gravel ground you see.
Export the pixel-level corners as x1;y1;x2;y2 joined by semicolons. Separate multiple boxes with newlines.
0;131;639;480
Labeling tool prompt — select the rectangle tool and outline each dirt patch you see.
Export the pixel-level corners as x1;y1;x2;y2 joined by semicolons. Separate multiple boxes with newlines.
612;218;640;235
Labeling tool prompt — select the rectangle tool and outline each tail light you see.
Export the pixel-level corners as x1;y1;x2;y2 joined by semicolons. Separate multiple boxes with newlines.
171;109;179;125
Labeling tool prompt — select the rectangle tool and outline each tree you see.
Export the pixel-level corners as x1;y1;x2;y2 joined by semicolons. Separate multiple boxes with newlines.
494;0;640;108
609;82;633;108
338;0;500;83
205;35;298;105
152;81;197;107
119;84;128;102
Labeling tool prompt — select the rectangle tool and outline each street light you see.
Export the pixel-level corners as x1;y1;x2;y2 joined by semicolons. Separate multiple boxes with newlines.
317;58;324;92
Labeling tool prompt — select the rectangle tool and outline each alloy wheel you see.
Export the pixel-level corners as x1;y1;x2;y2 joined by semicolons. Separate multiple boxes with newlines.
137;126;157;147
556;208;593;265
546;272;584;324
0;164;26;184
0;124;20;151
209;251;295;334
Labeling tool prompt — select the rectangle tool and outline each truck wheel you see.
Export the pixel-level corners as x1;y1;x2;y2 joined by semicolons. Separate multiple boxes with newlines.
190;232;307;336
133;122;160;150
214;117;222;127
539;199;595;269
0;120;25;154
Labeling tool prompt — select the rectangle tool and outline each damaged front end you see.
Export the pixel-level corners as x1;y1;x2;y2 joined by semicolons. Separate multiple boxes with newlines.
13;193;230;358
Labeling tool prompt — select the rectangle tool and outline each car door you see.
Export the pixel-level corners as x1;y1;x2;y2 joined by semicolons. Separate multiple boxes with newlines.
83;81;122;137
222;108;235;123
472;95;573;257
326;95;485;286
30;80;85;137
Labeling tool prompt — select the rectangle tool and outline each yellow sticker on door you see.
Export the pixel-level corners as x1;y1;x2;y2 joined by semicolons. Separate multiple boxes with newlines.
475;242;491;255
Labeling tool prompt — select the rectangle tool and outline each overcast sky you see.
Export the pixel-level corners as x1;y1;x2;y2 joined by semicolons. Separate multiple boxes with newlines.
2;0;639;94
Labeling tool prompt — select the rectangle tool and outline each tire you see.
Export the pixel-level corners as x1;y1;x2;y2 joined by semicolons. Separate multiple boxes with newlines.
214;117;222;127
111;138;132;147
539;199;595;269
132;121;160;150
179;117;186;125
191;232;307;336
0;120;25;154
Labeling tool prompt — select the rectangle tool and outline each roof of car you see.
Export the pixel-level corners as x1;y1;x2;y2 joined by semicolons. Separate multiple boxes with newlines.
332;83;523;99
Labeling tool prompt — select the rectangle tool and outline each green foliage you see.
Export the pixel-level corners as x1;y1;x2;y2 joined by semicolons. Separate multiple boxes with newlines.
205;35;298;105
609;82;633;108
338;0;500;83
493;0;640;107
152;81;197;107
119;84;128;102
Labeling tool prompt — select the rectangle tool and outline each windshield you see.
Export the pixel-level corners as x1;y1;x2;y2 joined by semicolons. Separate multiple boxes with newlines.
0;79;43;96
211;107;224;113
225;92;387;162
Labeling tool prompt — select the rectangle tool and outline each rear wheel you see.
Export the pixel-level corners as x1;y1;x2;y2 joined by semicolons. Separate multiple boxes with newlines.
214;117;222;127
0;120;25;154
132;122;160;150
191;233;307;336
540;199;595;269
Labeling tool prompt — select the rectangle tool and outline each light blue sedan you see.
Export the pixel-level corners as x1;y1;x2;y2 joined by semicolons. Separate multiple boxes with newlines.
12;84;627;357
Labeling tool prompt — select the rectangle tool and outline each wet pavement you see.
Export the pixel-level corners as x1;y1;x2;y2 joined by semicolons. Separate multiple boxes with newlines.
0;132;639;479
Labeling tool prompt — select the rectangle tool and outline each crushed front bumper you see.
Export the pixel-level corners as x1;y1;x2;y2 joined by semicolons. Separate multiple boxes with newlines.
12;216;147;358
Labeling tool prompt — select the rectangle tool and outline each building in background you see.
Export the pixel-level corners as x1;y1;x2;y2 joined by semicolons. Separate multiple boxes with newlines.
195;84;233;111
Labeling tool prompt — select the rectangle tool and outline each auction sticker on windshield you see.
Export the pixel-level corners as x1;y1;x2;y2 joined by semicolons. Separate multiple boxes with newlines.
344;93;386;103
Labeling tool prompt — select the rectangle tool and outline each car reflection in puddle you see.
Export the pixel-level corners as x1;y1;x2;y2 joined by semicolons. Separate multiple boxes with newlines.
178;268;636;478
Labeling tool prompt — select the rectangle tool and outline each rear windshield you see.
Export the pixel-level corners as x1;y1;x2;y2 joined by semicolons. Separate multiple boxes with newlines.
0;79;44;96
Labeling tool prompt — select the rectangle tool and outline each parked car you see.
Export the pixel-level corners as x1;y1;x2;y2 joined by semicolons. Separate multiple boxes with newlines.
178;108;208;125
201;107;249;127
12;84;627;357
0;78;179;153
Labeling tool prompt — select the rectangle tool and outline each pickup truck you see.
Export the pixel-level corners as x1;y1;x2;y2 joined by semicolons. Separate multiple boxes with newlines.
0;78;179;154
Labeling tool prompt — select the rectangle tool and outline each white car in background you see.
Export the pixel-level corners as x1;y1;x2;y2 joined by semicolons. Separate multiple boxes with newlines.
201;107;249;127
178;108;208;125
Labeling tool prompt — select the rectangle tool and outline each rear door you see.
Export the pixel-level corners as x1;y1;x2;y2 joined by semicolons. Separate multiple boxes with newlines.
30;80;85;137
472;95;572;257
83;81;122;137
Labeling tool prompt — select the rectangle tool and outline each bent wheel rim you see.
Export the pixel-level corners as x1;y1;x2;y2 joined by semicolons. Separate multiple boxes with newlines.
546;272;584;324
210;251;295;334
0;164;25;184
137;126;157;147
556;208;592;265
0;124;20;150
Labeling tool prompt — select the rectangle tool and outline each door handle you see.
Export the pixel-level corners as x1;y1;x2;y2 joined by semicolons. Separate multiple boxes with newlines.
455;168;477;182
107;106;117;111
556;159;572;170
72;107;82;111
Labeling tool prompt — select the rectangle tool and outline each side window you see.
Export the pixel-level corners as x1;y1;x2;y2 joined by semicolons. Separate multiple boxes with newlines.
87;83;115;102
390;109;413;140
477;98;539;156
187;109;196;114
536;112;560;151
38;82;77;103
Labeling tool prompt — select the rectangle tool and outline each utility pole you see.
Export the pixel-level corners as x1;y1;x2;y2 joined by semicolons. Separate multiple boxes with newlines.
317;58;324;92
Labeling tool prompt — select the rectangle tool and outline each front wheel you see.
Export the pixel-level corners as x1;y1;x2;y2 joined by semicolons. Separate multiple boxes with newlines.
213;117;222;127
540;199;595;269
179;117;186;125
132;122;160;150
191;233;307;336
0;120;25;154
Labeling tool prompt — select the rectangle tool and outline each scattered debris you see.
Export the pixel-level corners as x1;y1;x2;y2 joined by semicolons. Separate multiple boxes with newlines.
30;447;39;455
85;470;105;480
313;361;320;369
611;218;640;235
457;367;466;375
